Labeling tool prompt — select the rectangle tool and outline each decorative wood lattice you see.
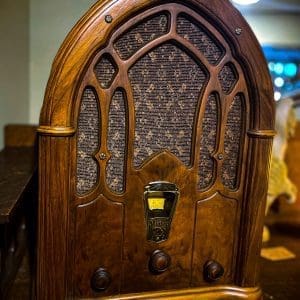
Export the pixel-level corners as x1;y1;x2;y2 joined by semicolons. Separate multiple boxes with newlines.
199;93;219;190
114;13;169;60
94;54;118;89
76;10;246;194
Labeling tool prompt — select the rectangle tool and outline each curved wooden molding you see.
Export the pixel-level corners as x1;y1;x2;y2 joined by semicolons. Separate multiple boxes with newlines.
37;126;76;136
39;0;274;131
247;129;277;138
104;286;262;299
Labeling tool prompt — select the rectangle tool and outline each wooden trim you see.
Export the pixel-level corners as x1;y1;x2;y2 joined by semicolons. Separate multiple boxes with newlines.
37;126;76;136
36;137;71;299
102;286;262;299
39;0;274;131
247;129;276;138
236;138;273;286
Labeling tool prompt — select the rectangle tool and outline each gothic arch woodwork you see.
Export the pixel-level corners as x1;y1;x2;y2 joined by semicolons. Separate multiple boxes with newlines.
37;1;275;299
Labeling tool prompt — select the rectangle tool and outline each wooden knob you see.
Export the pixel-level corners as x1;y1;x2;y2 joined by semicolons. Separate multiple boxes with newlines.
204;260;224;282
149;250;171;274
91;268;111;292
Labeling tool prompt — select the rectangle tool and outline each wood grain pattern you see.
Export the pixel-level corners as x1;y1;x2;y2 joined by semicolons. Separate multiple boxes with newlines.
191;193;238;286
121;152;195;293
102;286;262;299
236;138;273;287
74;195;124;297
37;0;274;298
37;137;71;299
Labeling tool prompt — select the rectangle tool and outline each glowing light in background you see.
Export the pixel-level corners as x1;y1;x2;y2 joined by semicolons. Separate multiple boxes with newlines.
268;62;275;72
232;0;260;5
274;63;284;75
263;47;300;99
274;91;282;101
284;63;298;77
274;77;285;88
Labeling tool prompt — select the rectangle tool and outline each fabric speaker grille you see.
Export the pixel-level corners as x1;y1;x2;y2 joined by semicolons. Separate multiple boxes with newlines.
76;87;100;195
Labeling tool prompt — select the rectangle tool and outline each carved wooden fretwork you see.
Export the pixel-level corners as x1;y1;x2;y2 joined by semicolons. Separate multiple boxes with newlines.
37;1;275;299
76;6;248;195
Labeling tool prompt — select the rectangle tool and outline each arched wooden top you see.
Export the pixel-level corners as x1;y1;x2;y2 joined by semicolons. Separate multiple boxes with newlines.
38;0;274;136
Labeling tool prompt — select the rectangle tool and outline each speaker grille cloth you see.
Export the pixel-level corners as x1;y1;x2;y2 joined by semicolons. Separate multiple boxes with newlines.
129;43;206;167
199;94;218;190
218;63;238;94
106;90;126;193
94;54;117;89
177;15;224;65
77;88;100;194
222;94;243;189
114;14;168;60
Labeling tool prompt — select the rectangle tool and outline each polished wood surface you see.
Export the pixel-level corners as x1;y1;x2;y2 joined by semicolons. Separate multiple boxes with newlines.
38;0;274;130
37;0;274;298
10;223;300;299
102;286;262;299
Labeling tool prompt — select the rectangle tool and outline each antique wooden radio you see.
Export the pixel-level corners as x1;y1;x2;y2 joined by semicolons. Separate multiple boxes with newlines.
37;0;275;299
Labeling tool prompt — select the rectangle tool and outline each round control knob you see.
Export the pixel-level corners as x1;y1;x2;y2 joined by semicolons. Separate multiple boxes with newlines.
203;260;224;282
149;250;171;274
91;268;111;292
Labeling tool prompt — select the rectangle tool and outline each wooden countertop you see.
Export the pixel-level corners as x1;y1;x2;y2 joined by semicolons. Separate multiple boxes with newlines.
0;147;36;224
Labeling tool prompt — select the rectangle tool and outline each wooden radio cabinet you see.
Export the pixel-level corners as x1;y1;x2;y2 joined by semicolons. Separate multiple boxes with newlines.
37;0;275;299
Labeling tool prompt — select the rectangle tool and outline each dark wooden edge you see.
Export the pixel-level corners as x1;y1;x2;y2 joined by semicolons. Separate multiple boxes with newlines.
0;147;37;224
0;171;37;298
0;147;38;298
102;285;262;299
36;137;71;299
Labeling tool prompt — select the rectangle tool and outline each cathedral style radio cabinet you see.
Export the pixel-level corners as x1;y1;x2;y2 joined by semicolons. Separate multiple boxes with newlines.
37;0;275;299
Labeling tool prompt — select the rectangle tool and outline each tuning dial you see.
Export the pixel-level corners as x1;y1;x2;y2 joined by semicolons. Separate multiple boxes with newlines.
91;268;111;292
149;250;171;274
203;260;224;282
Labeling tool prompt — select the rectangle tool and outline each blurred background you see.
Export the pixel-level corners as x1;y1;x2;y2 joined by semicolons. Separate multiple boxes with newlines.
0;0;300;149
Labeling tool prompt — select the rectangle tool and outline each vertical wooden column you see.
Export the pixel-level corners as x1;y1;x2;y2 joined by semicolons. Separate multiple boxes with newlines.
236;131;274;287
36;135;72;299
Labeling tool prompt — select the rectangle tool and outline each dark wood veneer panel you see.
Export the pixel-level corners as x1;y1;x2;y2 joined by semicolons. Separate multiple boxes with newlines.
191;194;238;286
74;195;124;297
